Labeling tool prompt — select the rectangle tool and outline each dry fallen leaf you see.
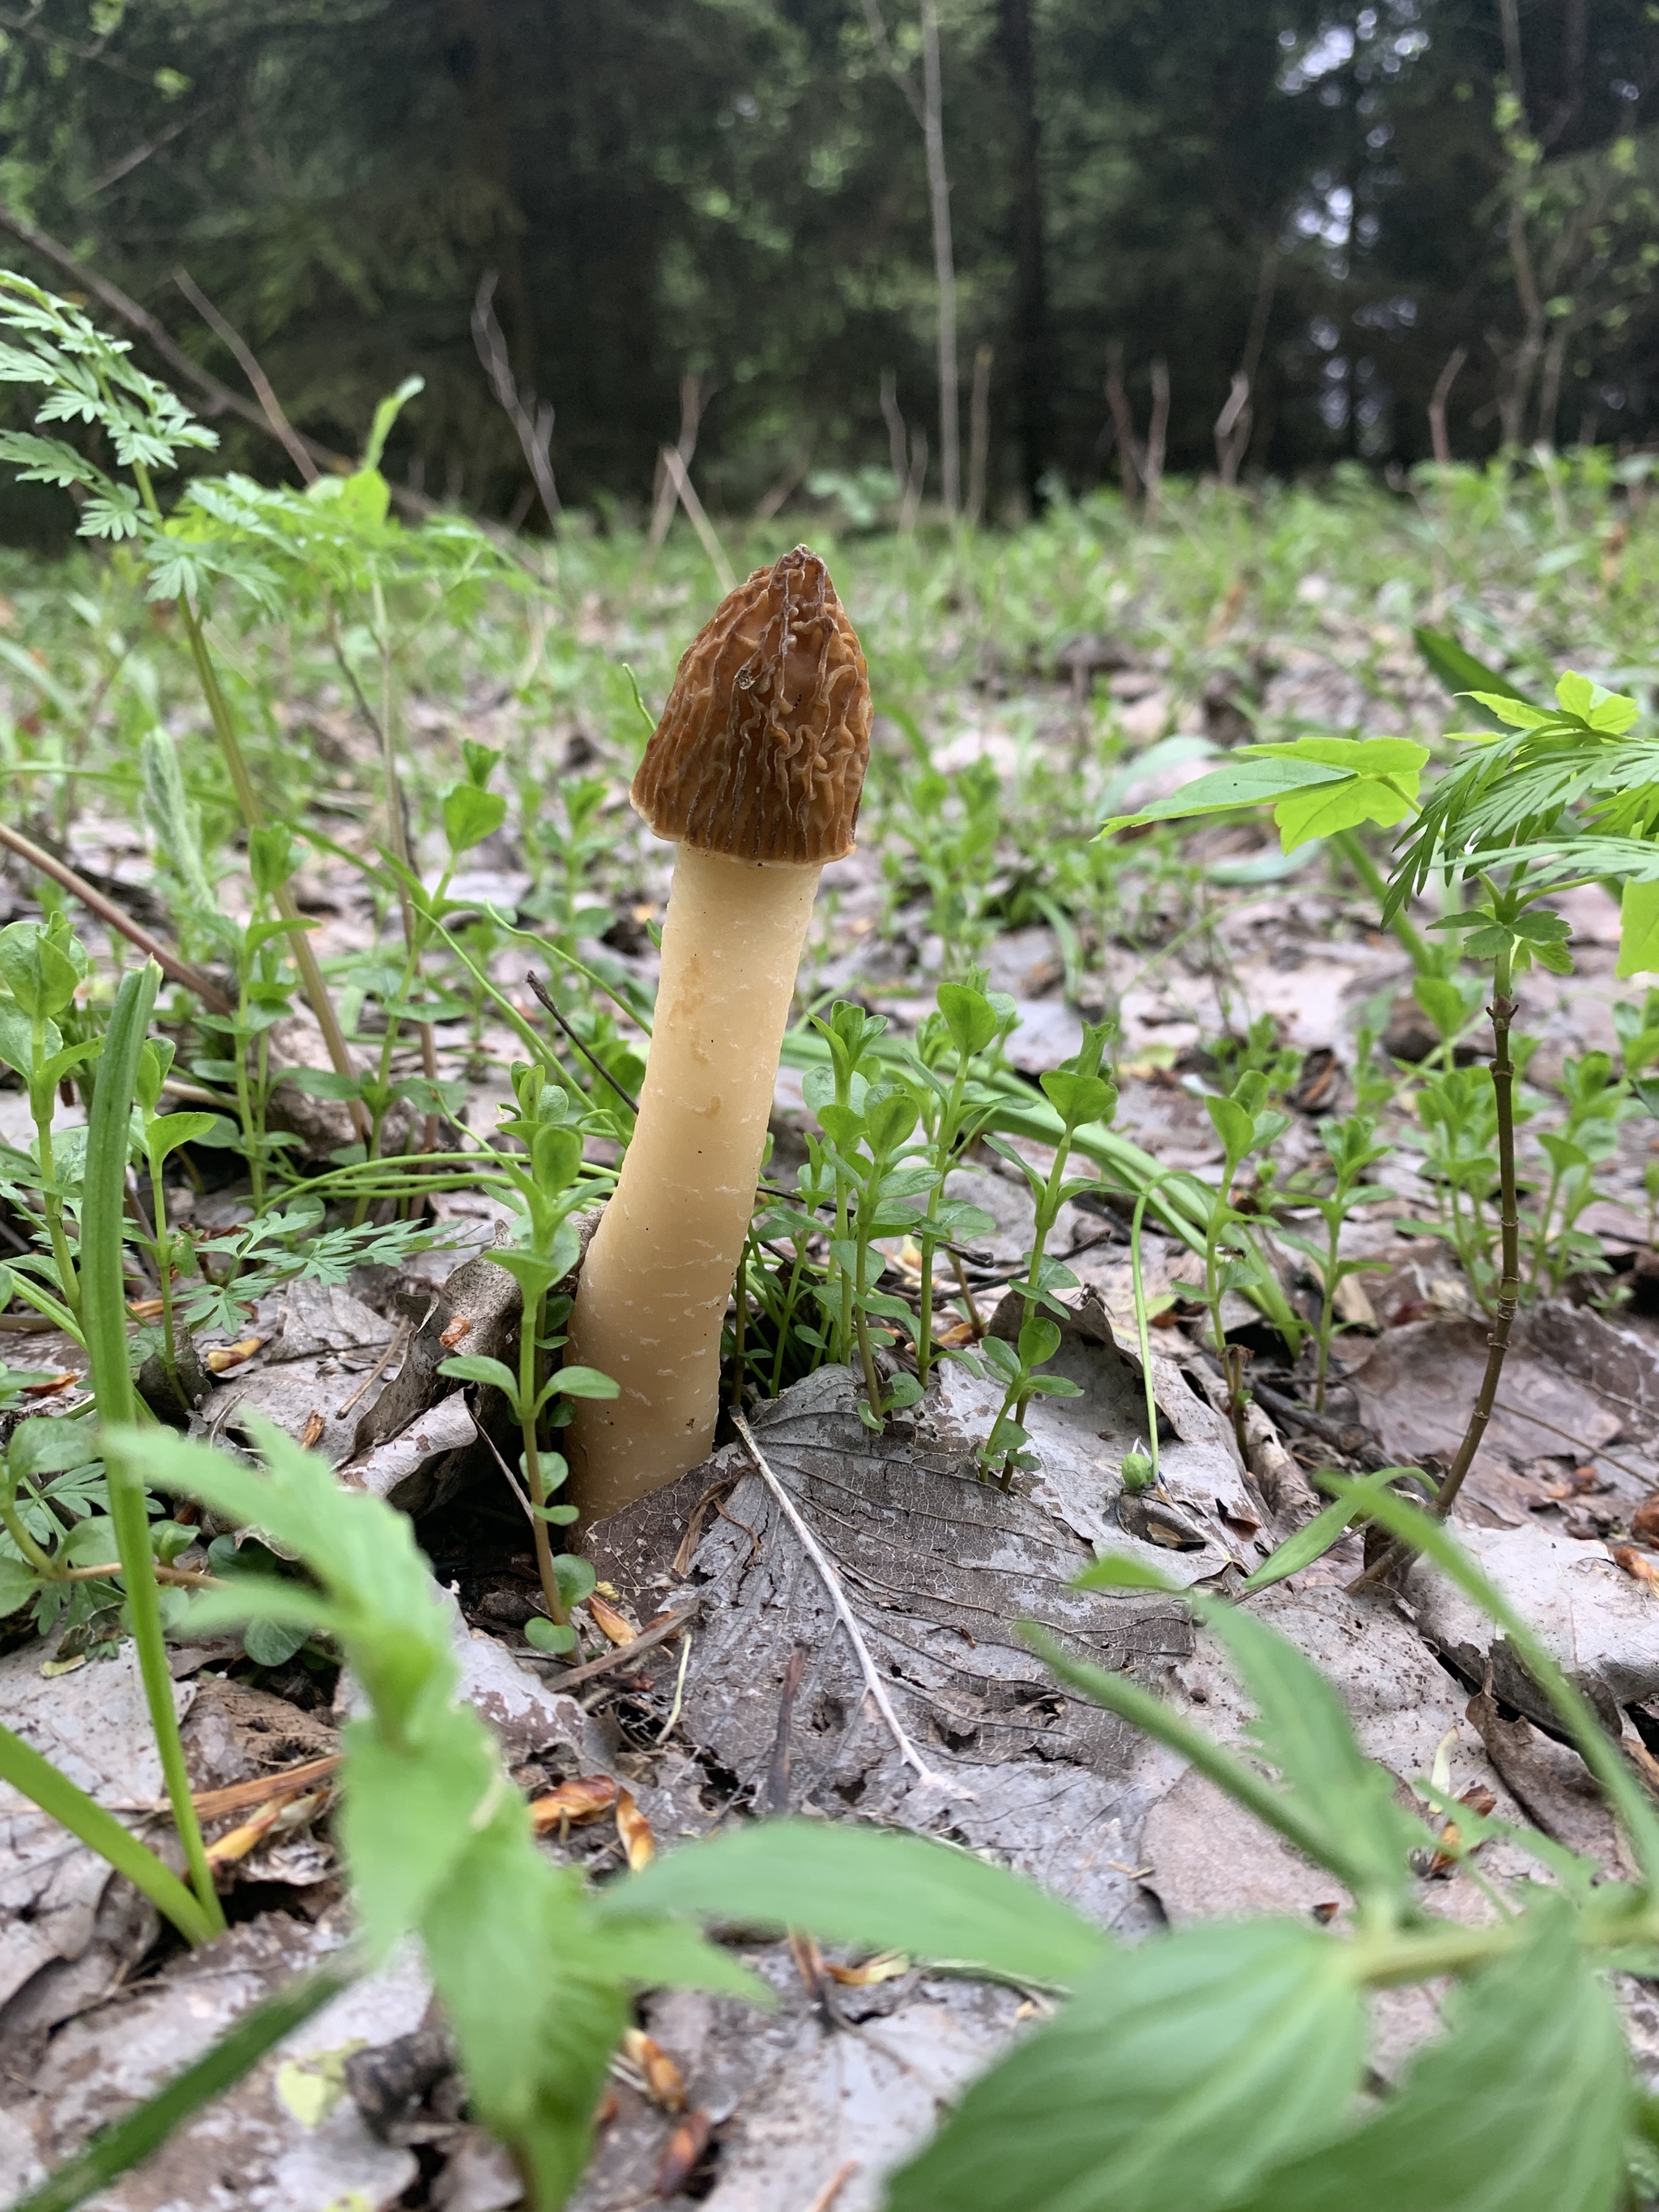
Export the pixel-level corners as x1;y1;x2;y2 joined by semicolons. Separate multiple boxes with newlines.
22;1370;79;1397
439;1315;472;1349
622;2027;688;2112
298;1409;326;1451
206;1336;263;1374
653;2109;711;2198
935;1319;979;1349
528;1775;619;1834
206;1788;327;1867
126;1296;166;1319
824;1950;910;1987
616;1786;655;1869
587;1594;637;1647
1614;1544;1659;1588
1426;1784;1498;1878
1632;1494;1659;1545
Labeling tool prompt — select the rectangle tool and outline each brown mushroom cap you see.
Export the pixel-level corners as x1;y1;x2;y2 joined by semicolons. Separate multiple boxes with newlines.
630;546;872;865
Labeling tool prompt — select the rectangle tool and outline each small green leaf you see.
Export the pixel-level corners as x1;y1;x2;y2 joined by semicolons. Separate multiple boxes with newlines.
438;1353;522;1400
936;982;999;1057
524;1615;576;1655
442;782;508;858
1017;1315;1062;1367
548;1364;619;1400
0;1551;41;1617
243;1616;309;1668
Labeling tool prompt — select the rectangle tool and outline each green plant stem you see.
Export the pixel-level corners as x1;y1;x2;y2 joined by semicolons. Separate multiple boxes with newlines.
1431;961;1521;1519
176;599;369;1144
1315;1208;1341;1413
30;1038;79;1317
0;1490;58;1575
1129;1183;1168;1485
1355;953;1520;1588
519;1284;565;1629
0;1720;215;1948
9;1966;349;2212
146;1143;181;1394
1334;829;1433;973
915;1053;971;1385
85;962;224;1937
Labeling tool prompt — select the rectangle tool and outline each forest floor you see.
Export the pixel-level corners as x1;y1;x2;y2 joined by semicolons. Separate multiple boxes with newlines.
6;464;1659;2210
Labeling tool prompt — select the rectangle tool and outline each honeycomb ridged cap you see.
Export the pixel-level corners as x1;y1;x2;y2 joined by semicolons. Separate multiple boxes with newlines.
631;546;872;865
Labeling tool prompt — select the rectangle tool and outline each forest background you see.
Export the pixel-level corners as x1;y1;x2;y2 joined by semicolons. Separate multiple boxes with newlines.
0;0;1656;539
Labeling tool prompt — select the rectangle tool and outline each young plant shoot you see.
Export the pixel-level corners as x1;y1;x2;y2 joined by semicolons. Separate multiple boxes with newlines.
566;548;871;1518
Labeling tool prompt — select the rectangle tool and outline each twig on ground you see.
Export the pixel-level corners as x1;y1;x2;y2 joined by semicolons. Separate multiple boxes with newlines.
473;1417;537;1528
0;820;232;1012
800;2161;860;2212
653;1631;693;1745
519;1604;700;1686
731;1409;956;1795
335;1317;412;1418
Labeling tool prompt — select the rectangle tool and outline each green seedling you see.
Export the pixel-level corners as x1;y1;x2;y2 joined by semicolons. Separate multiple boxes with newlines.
440;1062;614;1643
1276;1110;1393;1409
975;1019;1116;1483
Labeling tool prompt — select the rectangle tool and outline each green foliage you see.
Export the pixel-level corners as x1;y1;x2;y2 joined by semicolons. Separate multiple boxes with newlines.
111;1413;758;2201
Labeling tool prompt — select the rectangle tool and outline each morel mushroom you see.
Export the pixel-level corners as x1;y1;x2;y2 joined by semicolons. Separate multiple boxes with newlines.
565;547;872;1519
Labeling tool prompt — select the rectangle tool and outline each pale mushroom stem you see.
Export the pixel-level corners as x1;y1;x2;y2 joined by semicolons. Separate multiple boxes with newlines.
565;846;818;1519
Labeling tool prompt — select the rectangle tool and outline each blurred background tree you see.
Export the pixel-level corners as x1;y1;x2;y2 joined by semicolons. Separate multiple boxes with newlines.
0;0;1653;533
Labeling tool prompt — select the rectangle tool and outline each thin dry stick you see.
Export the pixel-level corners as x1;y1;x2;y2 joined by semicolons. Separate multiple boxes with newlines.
0;819;232;1011
335;1317;412;1418
801;2161;860;2212
862;0;960;513
1144;356;1171;520
1354;978;1520;1590
646;373;706;556
966;342;992;526
659;446;737;595
172;267;318;484
474;1417;537;1527
471;270;560;525
524;969;640;1115
1103;339;1141;504
731;1409;954;1794
519;1604;700;1686
1428;344;1469;467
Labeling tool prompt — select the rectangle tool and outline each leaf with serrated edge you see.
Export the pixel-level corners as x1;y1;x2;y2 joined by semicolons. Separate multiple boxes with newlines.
604;1818;1107;1988
887;1920;1365;2212
1228;1906;1625;2212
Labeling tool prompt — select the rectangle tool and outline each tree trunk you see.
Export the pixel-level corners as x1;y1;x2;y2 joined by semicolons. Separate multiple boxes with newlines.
919;0;961;515
998;0;1052;509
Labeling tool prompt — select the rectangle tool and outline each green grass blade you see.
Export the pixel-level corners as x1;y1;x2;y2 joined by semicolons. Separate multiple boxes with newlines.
84;961;224;1937
5;1965;348;2212
0;1720;213;1948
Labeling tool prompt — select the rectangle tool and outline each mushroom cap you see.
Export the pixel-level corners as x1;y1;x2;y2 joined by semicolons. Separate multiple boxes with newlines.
631;546;872;865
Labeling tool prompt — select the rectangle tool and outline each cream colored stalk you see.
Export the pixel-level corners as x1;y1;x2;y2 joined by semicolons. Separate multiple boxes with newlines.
566;548;870;1520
